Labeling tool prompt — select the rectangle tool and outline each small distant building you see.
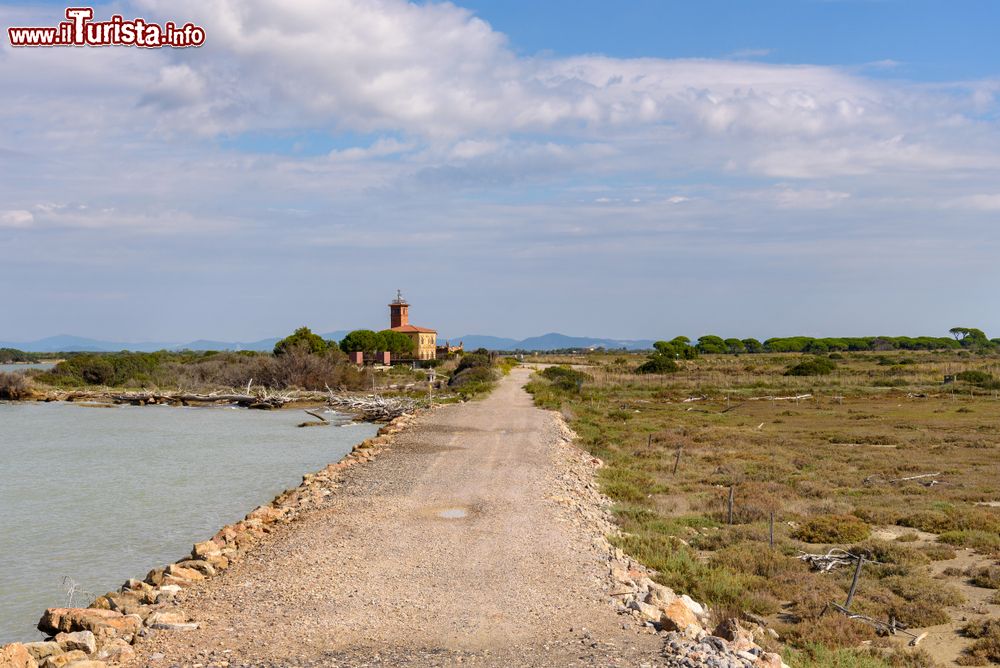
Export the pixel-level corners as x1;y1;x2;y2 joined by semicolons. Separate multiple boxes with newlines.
436;340;464;357
389;290;437;360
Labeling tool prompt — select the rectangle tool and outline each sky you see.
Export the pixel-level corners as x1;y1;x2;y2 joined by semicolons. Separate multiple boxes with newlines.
1;0;998;343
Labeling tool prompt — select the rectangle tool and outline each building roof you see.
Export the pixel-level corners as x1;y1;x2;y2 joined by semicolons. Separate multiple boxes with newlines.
390;324;437;334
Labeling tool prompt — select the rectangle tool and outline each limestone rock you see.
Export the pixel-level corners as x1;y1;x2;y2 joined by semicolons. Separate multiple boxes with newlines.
759;652;784;668
53;631;96;655
246;505;282;524
21;643;61;662
680;594;705;617
163;564;204;581
37;608;140;639
191;540;222;559
659;599;701;634
175;560;215;577
629;599;663;622
94;639;134;664
40;650;86;668
0;643;38;668
144;610;188;628
713;618;757;652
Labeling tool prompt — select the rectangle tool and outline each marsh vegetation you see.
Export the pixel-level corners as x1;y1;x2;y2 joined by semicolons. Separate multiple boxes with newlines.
527;349;1000;667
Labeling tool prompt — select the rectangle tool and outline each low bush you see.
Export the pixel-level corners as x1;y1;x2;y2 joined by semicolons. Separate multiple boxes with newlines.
539;365;591;391
958;618;1000;665
785;357;837;376
966;565;1000;589
939;530;1000;553
793;514;871;544
636;353;679;374
0;371;35;399
448;366;496;388
957;370;994;385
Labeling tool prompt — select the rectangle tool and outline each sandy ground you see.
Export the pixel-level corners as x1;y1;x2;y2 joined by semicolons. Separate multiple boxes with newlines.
129;368;665;667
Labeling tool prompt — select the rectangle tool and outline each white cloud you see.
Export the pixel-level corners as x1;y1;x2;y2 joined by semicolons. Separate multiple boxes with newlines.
0;209;33;228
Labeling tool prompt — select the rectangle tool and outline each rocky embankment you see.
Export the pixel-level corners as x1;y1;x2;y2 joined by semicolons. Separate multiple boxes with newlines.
0;413;416;668
549;416;788;668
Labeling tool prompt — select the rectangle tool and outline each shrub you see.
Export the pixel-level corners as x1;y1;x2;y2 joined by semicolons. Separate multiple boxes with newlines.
0;372;35;399
785;357;837;376
636;353;679;374
966;565;1000;589
957;370;994;385
793;514;871;544
938;530;1000;553
849;540;928;568
958;618;1000;665
539;365;591;391
448;366;496;388
454;353;492;374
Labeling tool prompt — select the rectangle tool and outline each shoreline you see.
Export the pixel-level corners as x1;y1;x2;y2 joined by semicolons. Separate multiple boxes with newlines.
0;409;419;667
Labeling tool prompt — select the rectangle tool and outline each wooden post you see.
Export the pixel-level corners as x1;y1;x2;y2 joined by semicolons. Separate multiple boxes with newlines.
728;486;735;525
673;445;683;475
845;555;865;610
647;433;652;448
769;511;775;548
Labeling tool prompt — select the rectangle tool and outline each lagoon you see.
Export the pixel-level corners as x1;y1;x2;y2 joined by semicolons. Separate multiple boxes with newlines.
0;401;376;643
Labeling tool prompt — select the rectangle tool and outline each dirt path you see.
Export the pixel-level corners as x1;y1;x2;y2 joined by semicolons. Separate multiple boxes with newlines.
132;368;664;667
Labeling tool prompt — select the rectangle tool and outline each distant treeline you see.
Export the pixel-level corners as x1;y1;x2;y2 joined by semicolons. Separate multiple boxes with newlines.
654;327;996;357
0;347;49;363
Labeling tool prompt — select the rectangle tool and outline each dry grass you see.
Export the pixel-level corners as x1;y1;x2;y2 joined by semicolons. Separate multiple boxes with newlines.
526;350;1000;656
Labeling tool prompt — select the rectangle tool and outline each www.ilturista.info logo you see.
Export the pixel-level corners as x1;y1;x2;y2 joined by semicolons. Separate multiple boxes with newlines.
7;7;206;48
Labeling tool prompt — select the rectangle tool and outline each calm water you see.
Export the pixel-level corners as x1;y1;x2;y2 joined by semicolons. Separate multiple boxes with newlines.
0;402;376;643
0;362;55;372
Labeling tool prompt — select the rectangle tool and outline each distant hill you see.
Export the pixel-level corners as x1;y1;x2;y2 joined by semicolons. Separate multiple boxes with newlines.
450;332;655;351
1;331;652;353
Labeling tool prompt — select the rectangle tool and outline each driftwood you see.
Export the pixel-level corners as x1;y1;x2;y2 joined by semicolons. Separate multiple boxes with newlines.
325;392;417;422
748;393;812;401
798;548;858;572
864;472;943;487
827;603;925;644
298;409;331;428
84;389;294;409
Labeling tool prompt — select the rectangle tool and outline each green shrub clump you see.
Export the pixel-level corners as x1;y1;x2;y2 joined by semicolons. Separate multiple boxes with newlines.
539;365;591;391
785;357;837;376
636;353;679;374
793;514;871;544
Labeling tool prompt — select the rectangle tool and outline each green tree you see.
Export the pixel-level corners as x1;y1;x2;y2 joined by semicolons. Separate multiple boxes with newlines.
274;327;330;356
741;338;764;353
724;338;745;354
377;329;415;356
695;335;727;354
339;329;384;354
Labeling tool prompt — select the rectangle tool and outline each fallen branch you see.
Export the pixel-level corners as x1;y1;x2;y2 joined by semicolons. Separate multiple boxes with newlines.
325;391;417;422
864;472;943;486
748;393;812;401
798;548;858;572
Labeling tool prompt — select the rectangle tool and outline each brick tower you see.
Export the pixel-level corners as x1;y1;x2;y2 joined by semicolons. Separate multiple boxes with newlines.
389;289;409;328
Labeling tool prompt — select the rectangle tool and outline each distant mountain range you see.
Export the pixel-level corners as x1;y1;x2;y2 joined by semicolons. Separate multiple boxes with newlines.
450;333;655;351
1;331;655;353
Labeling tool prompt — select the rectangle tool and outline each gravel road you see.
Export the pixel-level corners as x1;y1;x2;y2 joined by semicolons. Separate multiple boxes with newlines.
131;368;666;667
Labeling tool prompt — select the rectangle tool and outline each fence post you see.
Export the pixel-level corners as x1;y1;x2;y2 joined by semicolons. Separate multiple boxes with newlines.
769;511;775;548
727;486;735;525
845;555;865;610
673;445;683;475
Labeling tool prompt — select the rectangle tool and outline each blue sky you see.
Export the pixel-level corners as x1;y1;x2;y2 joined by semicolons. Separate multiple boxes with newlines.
1;1;998;343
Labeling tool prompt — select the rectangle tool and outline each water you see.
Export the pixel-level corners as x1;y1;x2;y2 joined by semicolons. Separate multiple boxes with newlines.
0;402;377;643
0;363;55;372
